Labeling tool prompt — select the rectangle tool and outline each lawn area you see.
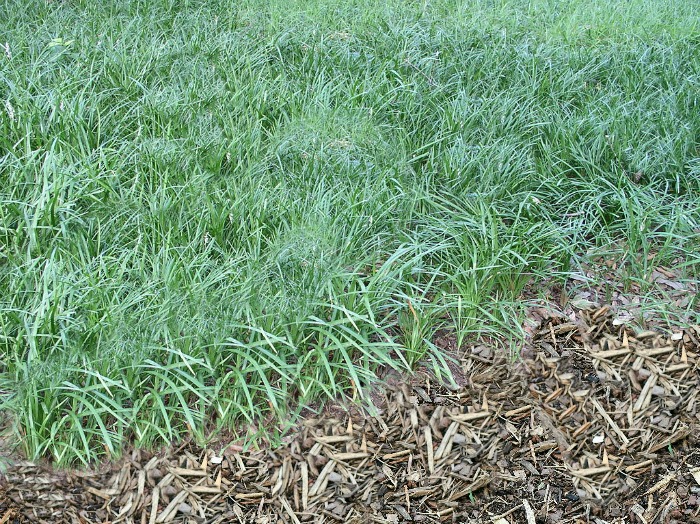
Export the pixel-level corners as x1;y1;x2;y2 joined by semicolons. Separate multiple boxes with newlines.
1;0;698;466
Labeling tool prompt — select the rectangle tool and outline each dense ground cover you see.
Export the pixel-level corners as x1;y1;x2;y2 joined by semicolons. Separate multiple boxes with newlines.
1;0;698;466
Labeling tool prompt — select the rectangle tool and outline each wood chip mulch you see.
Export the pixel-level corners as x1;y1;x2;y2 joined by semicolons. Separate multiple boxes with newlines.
1;306;699;523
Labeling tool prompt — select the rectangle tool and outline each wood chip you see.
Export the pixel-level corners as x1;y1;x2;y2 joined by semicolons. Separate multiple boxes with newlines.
522;499;536;524
590;397;629;446
425;426;434;475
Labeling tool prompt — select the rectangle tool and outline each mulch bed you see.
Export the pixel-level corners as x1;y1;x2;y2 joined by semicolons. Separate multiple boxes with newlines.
1;305;699;523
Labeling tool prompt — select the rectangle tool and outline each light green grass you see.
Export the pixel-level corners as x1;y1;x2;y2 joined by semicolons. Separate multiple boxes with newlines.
1;0;698;465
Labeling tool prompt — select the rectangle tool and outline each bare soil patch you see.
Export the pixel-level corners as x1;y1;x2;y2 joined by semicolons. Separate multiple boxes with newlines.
1;305;699;523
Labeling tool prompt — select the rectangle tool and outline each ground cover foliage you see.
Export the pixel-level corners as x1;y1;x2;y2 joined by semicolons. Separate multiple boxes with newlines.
0;0;699;465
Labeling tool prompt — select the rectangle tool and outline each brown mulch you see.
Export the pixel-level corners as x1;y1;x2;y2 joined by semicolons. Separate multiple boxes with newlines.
1;305;699;523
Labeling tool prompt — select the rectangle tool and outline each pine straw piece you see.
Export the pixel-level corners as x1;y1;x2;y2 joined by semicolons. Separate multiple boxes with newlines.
1;307;699;523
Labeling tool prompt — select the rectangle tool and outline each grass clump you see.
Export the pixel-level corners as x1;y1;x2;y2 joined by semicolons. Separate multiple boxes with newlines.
1;0;698;465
